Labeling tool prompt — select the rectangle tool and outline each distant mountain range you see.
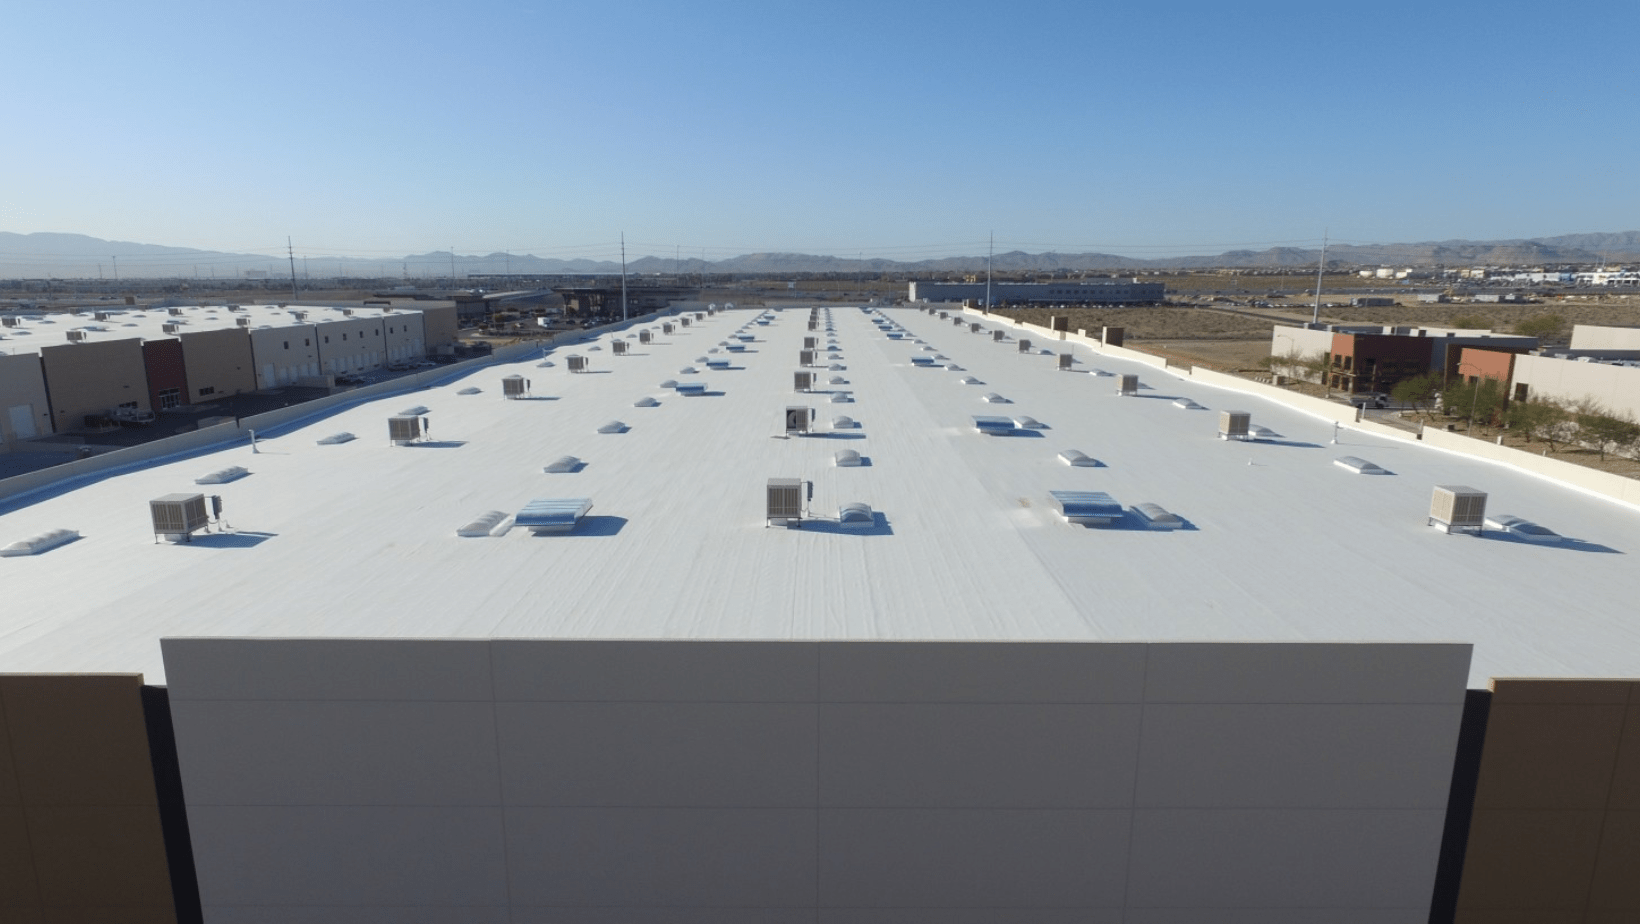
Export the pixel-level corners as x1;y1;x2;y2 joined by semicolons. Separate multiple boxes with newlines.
3;230;1638;280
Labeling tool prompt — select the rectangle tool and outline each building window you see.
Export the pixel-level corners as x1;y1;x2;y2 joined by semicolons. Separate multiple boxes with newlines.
324;336;329;343
197;386;215;397
159;388;182;409
283;341;289;349
305;338;310;346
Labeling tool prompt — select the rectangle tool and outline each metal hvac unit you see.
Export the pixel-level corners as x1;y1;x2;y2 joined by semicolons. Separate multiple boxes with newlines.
150;493;210;542
639;330;652;344
938;311;949;319
93;311;110;321
785;406;813;434
804;336;817;349
66;330;87;342
236;317;250;328
695;312;704;321
662;322;674;334
1219;411;1251;441
567;355;587;373
1058;353;1073;370
1429;485;1487;535
162;323;180;334
1018;338;1032;354
1117;374;1139;397
766;477;806;527
612;340;628;355
342;308;354;316
168;307;182;316
680;317;691;327
808;321;818;331
794;371;813;392
388;415;423;445
799;349;815;366
502;375;529;399
992;330;1004;342
1;317;16;327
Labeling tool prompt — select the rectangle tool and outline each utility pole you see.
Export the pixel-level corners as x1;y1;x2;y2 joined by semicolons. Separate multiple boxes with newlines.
985;232;993;313
619;232;629;322
287;237;299;302
112;256;118;283
1311;230;1327;327
449;247;456;289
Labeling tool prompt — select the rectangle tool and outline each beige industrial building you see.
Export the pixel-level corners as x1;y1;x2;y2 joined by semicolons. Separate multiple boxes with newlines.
0;353;53;445
178;328;258;401
38;338;150;431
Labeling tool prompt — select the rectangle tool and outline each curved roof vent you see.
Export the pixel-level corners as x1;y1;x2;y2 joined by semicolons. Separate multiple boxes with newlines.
399;406;430;416
457;387;482;395
1049;490;1122;525
832;415;856;429
983;392;1008;403
0;529;79;557
1133;503;1184;529
679;366;698;374
634;395;660;407
973;415;1015;435
960;376;981;385
1173;398;1205;409
195;466;249;485
1485;514;1562;543
838;502;874;529
1013;416;1045;429
543;456;581;473
946;364;965;371
830;392;853;403
829;375;846;385
598;420;629;434
1058;449;1098;467
1334;456;1386;474
835;449;862;467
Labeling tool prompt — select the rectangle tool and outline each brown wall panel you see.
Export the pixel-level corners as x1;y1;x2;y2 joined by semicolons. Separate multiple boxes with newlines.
1456;678;1640;920
0;675;176;924
141;340;188;411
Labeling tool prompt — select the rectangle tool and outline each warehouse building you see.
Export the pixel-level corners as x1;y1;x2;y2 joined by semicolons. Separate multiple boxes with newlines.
2;304;1638;923
909;278;1165;305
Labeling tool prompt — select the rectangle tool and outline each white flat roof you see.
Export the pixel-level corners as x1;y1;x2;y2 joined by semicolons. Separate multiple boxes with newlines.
3;305;1639;686
0;303;415;355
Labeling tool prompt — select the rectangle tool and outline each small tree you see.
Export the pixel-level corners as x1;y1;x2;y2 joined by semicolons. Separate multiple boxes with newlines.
1442;378;1504;426
1572;402;1640;461
1391;373;1439;417
1449;314;1490;330
1507;398;1572;451
1512;314;1566;342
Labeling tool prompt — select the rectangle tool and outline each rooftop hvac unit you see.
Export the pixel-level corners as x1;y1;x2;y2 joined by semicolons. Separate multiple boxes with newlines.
1058;353;1074;371
1018;338;1033;353
388;415;423;445
662;322;674;334
766;477;806;527
808;321;818;331
1429;485;1487;535
794;370;813;392
785;406;813;434
970;323;981;333
695;312;704;321
681;317;691;327
639;330;652;344
612;340;628;355
162;323;180;334
567;355;587;373
94;311;109;321
66;330;87;342
938;311;949;319
1;317;15;327
293;311;307;321
804;336;817;349
168;307;182;316
502;375;529;398
1219;410;1252;441
342;308;354;316
1117;374;1139;396
992;330;1004;341
236;317;250;327
150;493;210;542
799;349;815;366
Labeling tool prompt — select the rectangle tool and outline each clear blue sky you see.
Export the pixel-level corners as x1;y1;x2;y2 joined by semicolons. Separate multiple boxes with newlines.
3;0;1635;262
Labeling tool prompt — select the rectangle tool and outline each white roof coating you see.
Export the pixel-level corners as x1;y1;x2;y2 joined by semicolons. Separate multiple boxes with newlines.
3;305;1639;686
0;302;417;354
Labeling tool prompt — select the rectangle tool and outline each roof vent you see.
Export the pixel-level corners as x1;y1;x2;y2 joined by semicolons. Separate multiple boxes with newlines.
706;358;730;369
543;456;581;473
516;497;592;534
399;405;430;416
911;356;935;367
834;449;862;467
838;502;874;528
679;366;698;374
659;379;678;389
830;392;852;403
829;375;846;385
1049;490;1122;526
457;511;509;538
0;528;79;557
945;364;964;371
1013;416;1045;429
973;415;1016;435
1219;411;1252;440
1429;485;1487;534
676;381;706;396
1058;449;1098;466
316;432;355;445
502;375;530;398
960;376;981;385
1173;398;1204;410
1334;456;1386;474
982;392;1008;403
1133;503;1184;529
766;477;807;527
1117;374;1138;396
588;345;602;351
696;355;710;363
1484;514;1562;543
598;420;628;434
150;493;211;542
832;415;856;429
195;466;249;485
634;395;660;407
457;387;482;395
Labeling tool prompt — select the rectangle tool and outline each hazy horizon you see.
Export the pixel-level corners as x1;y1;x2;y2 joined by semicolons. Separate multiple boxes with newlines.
3;0;1635;264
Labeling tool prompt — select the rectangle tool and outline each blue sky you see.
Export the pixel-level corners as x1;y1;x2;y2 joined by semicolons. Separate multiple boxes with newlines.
3;0;1635;262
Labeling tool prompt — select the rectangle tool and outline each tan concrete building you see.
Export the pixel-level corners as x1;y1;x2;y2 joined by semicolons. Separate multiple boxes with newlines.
178;328;257;401
38;339;149;431
406;303;459;351
314;316;387;376
246;325;320;389
0;353;52;445
1511;353;1640;419
381;311;426;365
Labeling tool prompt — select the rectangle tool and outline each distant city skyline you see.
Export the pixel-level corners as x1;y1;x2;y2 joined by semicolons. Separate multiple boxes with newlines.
2;0;1635;262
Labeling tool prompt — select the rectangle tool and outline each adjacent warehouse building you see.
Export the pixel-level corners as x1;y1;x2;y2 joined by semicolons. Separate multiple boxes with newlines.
2;304;1639;922
909;278;1165;305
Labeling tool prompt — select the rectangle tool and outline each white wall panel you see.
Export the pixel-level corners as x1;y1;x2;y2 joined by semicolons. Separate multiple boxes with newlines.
818;641;1146;703
172;700;500;806
817;704;1140;808
817;808;1131;908
497;702;816;807
1134;704;1464;808
504;807;817;907
493;640;818;702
